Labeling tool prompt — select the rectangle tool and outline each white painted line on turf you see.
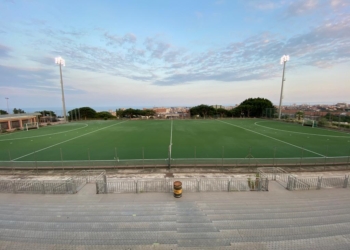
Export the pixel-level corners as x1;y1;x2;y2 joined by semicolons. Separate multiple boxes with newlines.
12;121;128;161
169;119;173;159
170;119;173;146
0;123;89;142
217;120;326;157
254;121;350;138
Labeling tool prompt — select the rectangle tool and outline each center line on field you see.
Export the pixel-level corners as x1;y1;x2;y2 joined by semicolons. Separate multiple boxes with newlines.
170;119;173;146
12;121;128;161
168;119;173;160
217;120;326;157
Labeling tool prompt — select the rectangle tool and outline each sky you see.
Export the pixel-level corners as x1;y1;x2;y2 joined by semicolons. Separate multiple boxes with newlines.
0;0;350;112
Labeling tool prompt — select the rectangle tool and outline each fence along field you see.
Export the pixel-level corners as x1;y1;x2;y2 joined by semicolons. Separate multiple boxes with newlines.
0;119;349;168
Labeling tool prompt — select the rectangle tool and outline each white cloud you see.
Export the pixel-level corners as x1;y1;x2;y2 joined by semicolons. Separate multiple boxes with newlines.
330;0;349;7
285;0;319;17
104;32;137;46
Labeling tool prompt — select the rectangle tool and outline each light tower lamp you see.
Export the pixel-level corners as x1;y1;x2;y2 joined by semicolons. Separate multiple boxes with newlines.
55;57;67;122
278;55;290;119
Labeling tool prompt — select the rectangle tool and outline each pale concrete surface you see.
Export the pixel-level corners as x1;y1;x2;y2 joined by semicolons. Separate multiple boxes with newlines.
0;182;350;249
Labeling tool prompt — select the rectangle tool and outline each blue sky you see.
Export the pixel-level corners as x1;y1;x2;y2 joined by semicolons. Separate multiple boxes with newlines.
0;0;350;112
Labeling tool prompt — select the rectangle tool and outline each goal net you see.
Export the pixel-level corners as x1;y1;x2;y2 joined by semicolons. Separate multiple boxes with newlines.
25;122;39;131
302;119;316;128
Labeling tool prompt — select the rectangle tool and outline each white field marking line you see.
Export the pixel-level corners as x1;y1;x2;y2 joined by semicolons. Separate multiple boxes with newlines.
170;119;173;146
12;121;128;161
169;119;173;158
0;123;89;142
217;120;326;157
254;121;350;138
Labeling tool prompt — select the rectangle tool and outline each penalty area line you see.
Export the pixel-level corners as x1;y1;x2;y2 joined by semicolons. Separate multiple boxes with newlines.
217;120;326;157
12;121;128;161
0;123;89;142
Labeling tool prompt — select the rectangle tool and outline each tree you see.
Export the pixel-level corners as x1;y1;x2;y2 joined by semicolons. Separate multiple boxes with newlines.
96;111;115;119
0;110;8;115
115;108;156;118
189;105;216;118
295;111;304;120
36;110;58;122
116;109;123;118
141;109;156;116
122;108;140;118
231;98;274;118
216;108;229;118
240;104;253;118
13;108;25;114
36;110;57;117
318;117;329;127
69;107;96;120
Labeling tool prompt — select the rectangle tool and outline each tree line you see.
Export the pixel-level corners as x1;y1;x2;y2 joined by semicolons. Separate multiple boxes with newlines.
67;107;156;120
189;98;275;118
0;108;26;115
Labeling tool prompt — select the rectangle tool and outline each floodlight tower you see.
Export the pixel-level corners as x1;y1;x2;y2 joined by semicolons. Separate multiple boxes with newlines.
5;97;9;114
55;57;67;122
278;55;290;119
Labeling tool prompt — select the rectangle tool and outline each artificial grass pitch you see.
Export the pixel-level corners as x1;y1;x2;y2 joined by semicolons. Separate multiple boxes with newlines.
0;119;349;161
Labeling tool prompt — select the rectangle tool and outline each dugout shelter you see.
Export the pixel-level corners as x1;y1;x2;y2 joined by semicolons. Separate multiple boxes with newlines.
0;113;41;132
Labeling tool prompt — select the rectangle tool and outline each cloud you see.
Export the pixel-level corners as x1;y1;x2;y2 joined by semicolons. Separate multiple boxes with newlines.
195;11;203;19
285;0;319;17
330;0;349;7
144;37;171;59
21;11;350;88
0;44;12;58
284;15;350;65
152;14;350;86
214;0;225;5
0;64;55;87
28;56;55;65
243;0;284;10
0;64;83;96
104;32;137;46
59;29;86;38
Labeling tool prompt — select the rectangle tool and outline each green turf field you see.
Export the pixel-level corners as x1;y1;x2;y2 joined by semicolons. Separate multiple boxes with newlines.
0;119;349;162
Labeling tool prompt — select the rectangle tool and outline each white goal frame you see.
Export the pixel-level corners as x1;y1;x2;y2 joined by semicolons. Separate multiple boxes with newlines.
25;122;39;131
302;119;315;128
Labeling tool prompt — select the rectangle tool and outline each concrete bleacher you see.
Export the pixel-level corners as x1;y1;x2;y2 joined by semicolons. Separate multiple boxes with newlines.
0;182;349;249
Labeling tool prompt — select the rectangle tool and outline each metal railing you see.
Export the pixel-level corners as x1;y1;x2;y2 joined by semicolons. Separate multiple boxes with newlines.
258;167;291;188
287;176;311;190
96;177;269;194
287;175;349;191
0;170;106;194
259;167;350;191
0;179;76;194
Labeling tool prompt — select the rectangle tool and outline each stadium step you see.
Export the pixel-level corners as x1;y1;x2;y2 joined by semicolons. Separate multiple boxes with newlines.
1;188;350;249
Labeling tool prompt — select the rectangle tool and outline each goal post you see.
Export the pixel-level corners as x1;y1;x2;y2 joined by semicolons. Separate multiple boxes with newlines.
25;122;39;131
302;119;316;128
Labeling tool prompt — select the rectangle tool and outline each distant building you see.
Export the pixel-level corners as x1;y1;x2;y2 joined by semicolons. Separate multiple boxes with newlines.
224;106;235;110
336;103;348;109
0;113;41;131
212;105;223;109
153;107;170;114
108;110;116;116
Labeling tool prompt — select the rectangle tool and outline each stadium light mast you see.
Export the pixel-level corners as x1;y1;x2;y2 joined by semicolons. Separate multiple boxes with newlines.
55;57;67;122
5;97;9;114
278;55;290;119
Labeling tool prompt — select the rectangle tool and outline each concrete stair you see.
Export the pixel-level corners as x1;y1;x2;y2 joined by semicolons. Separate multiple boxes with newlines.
0;185;350;249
